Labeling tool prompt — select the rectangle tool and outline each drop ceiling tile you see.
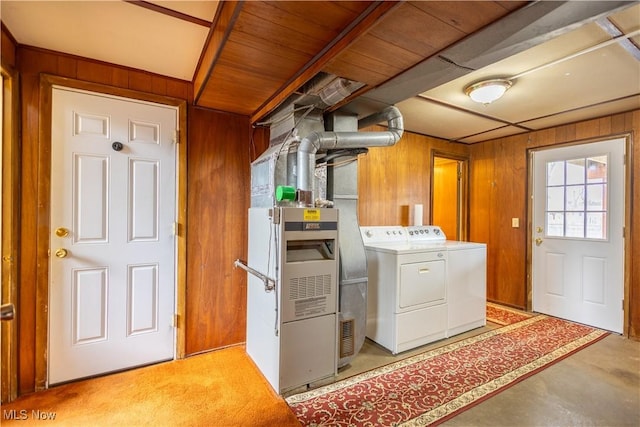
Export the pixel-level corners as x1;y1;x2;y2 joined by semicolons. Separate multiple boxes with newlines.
520;96;640;130
609;3;640;33
422;22;612;103
457;126;528;144
1;1;208;80
501;45;639;122
396;97;510;141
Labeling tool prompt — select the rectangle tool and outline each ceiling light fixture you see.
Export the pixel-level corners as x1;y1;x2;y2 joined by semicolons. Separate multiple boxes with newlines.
464;79;513;104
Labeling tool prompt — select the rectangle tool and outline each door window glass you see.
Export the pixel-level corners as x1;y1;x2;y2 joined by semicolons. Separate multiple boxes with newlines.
545;155;608;239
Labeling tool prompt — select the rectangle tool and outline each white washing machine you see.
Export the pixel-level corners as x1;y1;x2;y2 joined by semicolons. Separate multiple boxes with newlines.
360;225;486;354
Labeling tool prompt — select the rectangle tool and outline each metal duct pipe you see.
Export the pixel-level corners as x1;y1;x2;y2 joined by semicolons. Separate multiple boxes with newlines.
296;106;403;195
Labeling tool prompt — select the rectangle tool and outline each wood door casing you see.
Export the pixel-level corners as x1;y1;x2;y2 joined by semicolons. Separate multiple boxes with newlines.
27;71;188;394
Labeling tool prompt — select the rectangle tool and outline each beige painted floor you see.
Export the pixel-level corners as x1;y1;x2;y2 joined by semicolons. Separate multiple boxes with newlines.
287;323;640;426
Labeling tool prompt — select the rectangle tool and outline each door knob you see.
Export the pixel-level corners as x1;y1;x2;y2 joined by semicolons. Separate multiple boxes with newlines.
55;227;70;237
55;248;68;258
535;238;543;246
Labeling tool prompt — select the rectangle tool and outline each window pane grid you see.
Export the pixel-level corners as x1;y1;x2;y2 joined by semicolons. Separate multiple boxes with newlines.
545;155;608;240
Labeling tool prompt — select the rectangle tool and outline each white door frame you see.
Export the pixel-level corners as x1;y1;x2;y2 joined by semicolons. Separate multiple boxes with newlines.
526;135;632;337
35;75;187;390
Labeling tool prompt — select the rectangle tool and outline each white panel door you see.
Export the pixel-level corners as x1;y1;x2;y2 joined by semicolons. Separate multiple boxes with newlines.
532;138;625;333
49;87;177;384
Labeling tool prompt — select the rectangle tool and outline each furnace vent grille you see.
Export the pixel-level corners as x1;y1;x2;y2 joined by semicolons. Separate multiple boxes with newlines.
289;274;331;300
340;318;355;358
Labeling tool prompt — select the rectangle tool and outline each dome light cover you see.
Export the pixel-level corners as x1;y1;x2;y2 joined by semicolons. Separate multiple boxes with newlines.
464;79;512;104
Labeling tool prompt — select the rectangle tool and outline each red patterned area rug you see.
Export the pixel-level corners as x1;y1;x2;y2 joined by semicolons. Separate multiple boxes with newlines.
286;315;608;426
486;302;533;325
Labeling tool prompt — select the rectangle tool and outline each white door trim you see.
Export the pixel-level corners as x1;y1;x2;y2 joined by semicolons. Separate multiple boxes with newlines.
35;75;187;390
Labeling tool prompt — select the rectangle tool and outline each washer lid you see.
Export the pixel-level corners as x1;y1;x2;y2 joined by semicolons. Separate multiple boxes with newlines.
363;241;448;254
442;241;486;250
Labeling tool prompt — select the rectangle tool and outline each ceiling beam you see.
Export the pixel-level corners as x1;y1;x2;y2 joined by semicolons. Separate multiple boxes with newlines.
193;1;244;103
124;1;212;27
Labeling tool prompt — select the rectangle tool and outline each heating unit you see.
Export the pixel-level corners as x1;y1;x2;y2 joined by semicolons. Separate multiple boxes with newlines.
245;207;339;393
235;74;405;394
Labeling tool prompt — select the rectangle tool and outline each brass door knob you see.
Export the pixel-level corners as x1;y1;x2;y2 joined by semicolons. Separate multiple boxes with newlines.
55;227;70;237
55;248;68;258
535;238;543;246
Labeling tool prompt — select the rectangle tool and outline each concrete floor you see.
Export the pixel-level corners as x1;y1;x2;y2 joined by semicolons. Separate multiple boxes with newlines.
292;323;640;426
442;333;640;427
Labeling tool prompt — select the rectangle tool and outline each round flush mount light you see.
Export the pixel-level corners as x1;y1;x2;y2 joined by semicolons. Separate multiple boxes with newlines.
464;79;513;104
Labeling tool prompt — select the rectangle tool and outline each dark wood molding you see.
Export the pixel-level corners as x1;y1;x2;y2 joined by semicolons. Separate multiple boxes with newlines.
124;0;212;27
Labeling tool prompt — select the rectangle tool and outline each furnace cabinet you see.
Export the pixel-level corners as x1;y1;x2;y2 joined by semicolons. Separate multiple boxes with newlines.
246;207;339;394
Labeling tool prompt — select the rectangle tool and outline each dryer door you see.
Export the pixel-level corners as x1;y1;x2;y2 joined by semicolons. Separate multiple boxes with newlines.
399;259;446;309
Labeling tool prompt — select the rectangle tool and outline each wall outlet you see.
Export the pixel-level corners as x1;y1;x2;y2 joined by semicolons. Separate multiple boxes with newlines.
512;218;520;228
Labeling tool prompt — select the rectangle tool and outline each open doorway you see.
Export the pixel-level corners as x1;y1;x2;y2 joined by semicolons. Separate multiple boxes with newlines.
431;153;468;241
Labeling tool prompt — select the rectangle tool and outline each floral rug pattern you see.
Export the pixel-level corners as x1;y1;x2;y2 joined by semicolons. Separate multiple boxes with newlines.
286;312;607;426
486;302;533;325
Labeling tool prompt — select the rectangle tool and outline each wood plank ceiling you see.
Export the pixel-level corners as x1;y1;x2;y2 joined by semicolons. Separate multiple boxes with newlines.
193;1;528;124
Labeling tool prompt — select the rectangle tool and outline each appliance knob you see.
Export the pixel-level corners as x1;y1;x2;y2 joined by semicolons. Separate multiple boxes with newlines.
365;230;373;238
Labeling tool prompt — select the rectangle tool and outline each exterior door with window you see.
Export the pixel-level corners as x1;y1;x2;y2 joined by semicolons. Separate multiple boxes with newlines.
532;138;625;333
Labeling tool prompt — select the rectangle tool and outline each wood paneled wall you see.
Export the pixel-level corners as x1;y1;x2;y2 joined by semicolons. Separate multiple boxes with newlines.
1;26;17;68
468;111;639;337
185;106;268;354
469;134;528;307
358;128;469;226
